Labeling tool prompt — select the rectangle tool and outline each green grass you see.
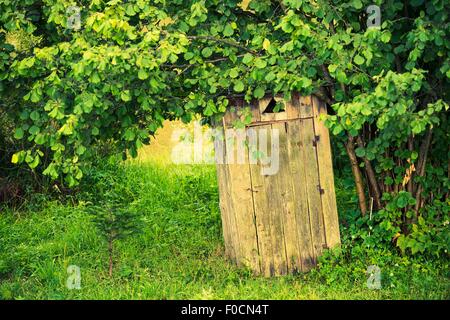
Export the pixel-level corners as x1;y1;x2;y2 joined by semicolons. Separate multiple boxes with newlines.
0;161;448;299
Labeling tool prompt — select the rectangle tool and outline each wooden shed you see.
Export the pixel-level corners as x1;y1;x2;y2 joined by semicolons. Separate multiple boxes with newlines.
214;93;340;276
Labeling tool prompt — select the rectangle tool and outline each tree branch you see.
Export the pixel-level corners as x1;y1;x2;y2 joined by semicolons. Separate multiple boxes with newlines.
345;135;368;215
413;128;433;215
356;135;382;210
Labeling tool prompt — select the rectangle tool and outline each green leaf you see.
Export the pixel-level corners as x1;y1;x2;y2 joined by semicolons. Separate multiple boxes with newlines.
58;124;72;136
361;105;371;116
307;67;317;77
352;0;363;9
233;80;245;92
43;163;58;179
14;128;24;139
138;69;149;80
83;100;94;113
30;91;41;103
129;146;138;158
19;110;29;120
381;32;391;43
411;120;425;134
354;55;365;65
262;38;270;50
281;21;294;33
126;4;136;16
223;24;234;37
34;134;45;145
254;86;265;99
397;196;408;208
29;125;40;135
328;64;338;73
124;129;135;141
201;47;213;58
242;53;253;65
274;101;285;112
254;59;267;69
184;52;195;60
121;90;132;102
355;147;366;158
204;100;217;116
90;72;101;84
336;70;347;83
332;124;343;135
76;145;86;155
30;111;40;121
29;155;40;169
92;127;100;136
229;68;239;78
410;0;424;7
11;153;19;164
265;71;276;82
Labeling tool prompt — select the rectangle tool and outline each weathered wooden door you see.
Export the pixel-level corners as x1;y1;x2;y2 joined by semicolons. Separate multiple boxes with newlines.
215;93;340;276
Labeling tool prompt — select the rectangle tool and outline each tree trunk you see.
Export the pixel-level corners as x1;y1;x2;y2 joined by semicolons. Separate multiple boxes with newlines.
413;128;433;215
407;136;414;194
356;135;382;210
345;135;367;216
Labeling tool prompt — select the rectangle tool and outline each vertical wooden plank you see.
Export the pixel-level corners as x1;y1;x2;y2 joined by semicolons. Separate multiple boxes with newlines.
298;95;326;260
214;159;233;258
225;119;260;272
214;126;236;261
225;99;260;272
286;120;316;271
284;95;316;271
248;124;275;276
264;125;288;275
223;118;241;265
272;121;301;273
311;95;341;248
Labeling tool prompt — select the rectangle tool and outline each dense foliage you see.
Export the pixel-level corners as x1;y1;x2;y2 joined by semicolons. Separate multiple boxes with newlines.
1;1;449;256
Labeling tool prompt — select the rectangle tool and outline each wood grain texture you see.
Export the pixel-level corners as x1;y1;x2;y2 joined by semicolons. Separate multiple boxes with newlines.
226;137;260;271
285;119;316;271
215;94;340;276
312;95;341;249
272;121;302;273
264;123;288;275
216;122;239;262
298;117;325;261
248;124;275;276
